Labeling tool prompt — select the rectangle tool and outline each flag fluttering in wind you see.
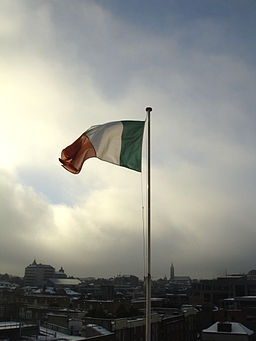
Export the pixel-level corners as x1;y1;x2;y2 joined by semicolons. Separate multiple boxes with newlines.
59;120;145;174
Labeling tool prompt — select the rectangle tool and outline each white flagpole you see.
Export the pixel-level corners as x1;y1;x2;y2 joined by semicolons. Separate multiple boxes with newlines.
145;107;152;341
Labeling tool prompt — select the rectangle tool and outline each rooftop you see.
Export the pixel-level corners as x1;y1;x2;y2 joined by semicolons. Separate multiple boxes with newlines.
202;322;254;336
49;278;81;286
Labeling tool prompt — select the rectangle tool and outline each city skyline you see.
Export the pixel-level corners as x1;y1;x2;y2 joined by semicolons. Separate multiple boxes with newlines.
1;1;256;279
2;259;256;282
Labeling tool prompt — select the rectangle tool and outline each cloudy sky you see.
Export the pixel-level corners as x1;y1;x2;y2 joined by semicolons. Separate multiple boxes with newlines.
1;0;256;280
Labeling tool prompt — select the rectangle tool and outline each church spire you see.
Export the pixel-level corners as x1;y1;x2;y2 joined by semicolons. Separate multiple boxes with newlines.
170;263;175;280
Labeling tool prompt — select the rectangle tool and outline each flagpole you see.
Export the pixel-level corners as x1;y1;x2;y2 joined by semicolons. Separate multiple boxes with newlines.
145;106;152;341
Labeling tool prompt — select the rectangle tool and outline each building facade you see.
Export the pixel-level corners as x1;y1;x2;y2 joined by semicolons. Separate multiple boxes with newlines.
24;260;55;287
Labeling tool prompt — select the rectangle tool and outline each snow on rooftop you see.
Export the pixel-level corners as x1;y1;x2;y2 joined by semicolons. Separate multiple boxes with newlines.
64;288;80;296
86;324;113;336
203;322;254;335
40;326;85;340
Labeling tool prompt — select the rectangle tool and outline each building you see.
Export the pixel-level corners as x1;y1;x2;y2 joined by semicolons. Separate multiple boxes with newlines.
24;261;74;288
169;263;191;285
201;321;254;340
0;321;39;341
48;278;81;293
24;260;55;286
80;323;114;340
55;266;68;279
190;274;256;306
222;296;256;333
84;312;197;341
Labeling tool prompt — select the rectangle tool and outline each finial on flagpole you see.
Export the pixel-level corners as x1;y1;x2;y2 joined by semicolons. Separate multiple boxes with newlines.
146;107;152;113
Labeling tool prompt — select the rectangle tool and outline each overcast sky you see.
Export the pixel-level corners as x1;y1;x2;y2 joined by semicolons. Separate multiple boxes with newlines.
1;0;256;280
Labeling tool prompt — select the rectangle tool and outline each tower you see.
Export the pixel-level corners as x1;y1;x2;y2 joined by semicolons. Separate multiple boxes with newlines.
170;263;175;280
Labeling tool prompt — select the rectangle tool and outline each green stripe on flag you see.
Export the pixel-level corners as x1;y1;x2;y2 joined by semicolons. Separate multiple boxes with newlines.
120;121;145;171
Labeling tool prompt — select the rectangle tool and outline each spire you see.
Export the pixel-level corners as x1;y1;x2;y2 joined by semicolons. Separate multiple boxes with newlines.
170;263;175;280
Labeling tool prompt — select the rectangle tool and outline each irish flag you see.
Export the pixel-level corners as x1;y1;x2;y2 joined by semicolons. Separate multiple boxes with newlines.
59;120;145;174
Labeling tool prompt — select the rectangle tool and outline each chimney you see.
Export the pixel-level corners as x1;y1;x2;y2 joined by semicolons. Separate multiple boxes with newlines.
217;322;232;333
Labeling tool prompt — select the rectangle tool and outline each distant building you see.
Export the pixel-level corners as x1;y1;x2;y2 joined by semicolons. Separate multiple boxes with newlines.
190;272;256;306
24;260;55;287
172;276;191;286
54;266;67;279
169;263;191;296
247;269;256;281
169;263;191;284
48;277;81;289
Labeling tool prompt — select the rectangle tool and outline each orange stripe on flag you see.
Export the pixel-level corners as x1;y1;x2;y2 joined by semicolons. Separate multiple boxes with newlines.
59;134;96;174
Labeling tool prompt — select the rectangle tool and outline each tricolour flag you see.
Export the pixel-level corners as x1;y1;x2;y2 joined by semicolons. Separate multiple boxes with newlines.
59;120;145;174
